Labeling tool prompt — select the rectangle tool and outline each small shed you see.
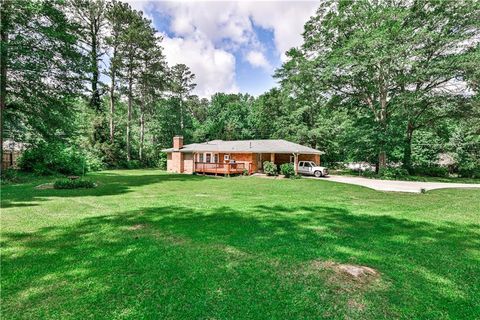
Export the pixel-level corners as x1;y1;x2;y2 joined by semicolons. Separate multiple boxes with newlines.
2;139;27;170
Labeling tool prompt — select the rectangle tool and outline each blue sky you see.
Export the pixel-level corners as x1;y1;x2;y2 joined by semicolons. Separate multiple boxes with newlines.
127;1;318;97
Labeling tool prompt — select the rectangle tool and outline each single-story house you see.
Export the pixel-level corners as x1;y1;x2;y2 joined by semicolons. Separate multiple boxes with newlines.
161;136;323;175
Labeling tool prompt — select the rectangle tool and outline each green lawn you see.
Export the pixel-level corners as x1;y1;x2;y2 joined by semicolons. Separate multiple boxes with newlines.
1;170;479;319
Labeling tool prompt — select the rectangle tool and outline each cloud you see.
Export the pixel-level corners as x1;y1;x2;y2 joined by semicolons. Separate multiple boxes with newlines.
238;1;318;61
125;1;319;96
161;32;239;98
245;51;272;71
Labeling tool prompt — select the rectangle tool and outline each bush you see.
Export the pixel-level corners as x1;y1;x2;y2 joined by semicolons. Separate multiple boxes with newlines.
378;167;409;180
53;178;95;189
156;152;167;170
85;152;105;172
263;161;277;176
1;168;19;183
280;163;295;178
126;160;142;169
413;166;448;177
458;167;480;179
18;142;86;176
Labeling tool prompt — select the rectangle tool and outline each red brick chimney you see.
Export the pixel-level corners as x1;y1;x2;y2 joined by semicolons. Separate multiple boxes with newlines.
173;135;183;150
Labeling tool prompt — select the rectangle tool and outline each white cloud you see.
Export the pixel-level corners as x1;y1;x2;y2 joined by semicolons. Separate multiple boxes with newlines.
246;50;271;71
238;1;318;61
126;1;319;96
161;32;239;98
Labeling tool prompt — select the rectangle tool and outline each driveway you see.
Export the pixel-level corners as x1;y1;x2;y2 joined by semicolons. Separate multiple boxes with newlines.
320;175;480;193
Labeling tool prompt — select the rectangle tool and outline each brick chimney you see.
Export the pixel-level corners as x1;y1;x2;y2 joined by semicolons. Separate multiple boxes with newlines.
173;135;183;150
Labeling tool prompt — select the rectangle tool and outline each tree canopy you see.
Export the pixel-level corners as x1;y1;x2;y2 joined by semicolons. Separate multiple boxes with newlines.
1;0;478;176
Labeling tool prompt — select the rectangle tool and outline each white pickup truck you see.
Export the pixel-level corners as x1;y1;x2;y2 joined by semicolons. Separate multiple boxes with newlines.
298;161;329;177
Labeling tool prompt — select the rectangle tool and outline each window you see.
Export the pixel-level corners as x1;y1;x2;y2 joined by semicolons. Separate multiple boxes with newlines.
304;162;311;167
206;153;211;163
224;154;230;161
198;153;204;162
214;154;218;163
298;161;304;167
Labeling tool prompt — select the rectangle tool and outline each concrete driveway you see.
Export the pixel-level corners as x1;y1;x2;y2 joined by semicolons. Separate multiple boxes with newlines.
319;175;480;193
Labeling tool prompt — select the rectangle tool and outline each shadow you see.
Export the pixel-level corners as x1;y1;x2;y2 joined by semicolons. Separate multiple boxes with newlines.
0;171;212;209
1;204;479;318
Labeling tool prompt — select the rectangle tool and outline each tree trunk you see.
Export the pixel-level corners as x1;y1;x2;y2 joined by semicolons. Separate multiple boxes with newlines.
377;121;388;171
0;0;9;170
179;97;184;131
90;19;100;113
126;75;132;162
378;150;387;170
109;47;116;144
403;122;414;173
139;106;144;161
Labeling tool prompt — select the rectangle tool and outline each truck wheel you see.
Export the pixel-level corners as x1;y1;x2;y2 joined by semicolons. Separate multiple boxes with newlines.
314;170;322;178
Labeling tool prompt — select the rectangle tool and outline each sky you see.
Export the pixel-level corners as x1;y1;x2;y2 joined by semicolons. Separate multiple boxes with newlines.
125;1;319;97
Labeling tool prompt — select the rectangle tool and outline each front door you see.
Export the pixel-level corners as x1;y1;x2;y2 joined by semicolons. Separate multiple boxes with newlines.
257;154;262;171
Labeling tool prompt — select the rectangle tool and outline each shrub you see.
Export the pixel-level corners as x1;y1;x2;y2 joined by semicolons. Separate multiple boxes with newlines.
126;160;142;169
85;152;105;172
53;178;95;189
156;152;167;170
263;161;277;176
458;167;480;179
18;142;86;176
360;170;377;178
280;163;295;178
1;168;19;184
242;168;249;176
413;166;448;177
378;167;409;180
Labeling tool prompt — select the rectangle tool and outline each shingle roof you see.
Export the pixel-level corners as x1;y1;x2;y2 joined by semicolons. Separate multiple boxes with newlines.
161;139;323;154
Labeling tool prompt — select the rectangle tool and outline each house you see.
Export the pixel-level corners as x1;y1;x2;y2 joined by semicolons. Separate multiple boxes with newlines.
161;136;323;175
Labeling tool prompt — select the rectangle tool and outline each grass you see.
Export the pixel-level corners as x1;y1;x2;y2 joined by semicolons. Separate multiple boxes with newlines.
1;169;479;319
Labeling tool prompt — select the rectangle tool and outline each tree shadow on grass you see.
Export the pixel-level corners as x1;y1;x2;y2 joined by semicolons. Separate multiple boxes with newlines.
1;204;479;319
0;172;210;209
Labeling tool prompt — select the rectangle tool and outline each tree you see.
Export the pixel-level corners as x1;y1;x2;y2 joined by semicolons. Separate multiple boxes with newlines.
0;0;84;147
395;0;480;171
68;0;108;143
117;7;149;161
196;93;254;141
105;0;131;144
136;32;167;161
169;64;196;132
298;0;479;170
0;0;9;164
301;0;416;169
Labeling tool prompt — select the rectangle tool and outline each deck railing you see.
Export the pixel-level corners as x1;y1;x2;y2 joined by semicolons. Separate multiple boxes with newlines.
195;162;247;175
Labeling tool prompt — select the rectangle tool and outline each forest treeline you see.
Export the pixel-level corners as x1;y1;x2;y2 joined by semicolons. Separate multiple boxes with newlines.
1;0;479;176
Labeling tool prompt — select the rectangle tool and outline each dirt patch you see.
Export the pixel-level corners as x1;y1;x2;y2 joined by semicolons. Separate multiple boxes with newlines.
127;224;146;231
307;260;380;284
222;245;250;258
35;183;54;190
347;299;366;312
152;231;188;245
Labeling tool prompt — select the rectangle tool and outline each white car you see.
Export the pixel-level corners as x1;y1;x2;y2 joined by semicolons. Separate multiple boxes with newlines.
298;161;329;177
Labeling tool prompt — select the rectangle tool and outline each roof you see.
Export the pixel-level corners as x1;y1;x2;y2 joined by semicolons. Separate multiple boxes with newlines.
161;139;323;155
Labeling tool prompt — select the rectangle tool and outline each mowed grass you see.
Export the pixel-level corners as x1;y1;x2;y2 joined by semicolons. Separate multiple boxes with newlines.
1;170;479;319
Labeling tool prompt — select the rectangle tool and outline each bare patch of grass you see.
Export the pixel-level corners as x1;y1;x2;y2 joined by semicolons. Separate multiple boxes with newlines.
34;183;54;190
127;224;146;231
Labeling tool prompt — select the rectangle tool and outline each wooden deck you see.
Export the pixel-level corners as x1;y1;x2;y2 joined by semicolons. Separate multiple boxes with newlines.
195;162;249;175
